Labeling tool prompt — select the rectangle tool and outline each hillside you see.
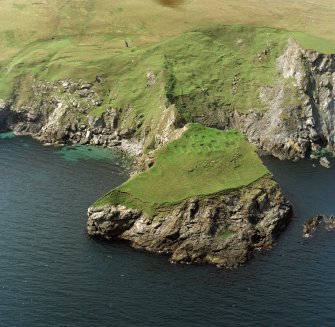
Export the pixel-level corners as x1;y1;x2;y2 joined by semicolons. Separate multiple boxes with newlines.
1;23;333;155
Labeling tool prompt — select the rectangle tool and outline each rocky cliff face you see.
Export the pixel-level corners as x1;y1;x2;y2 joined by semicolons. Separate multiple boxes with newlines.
0;79;147;156
87;177;292;267
238;39;335;160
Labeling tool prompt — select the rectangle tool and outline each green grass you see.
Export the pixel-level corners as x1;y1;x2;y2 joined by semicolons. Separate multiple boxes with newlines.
94;124;270;214
1;23;333;152
2;24;330;149
0;0;334;64
290;31;335;55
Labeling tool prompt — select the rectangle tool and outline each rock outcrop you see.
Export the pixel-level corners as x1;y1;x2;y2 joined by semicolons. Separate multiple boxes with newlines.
87;177;292;267
325;216;335;230
319;156;331;168
0;79;147;156
303;215;324;237
303;214;335;237
238;39;335;160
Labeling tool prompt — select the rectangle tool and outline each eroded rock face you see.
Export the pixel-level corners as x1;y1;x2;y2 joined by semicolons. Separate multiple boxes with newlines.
87;205;142;239
0;79;146;156
87;178;292;267
239;39;335;160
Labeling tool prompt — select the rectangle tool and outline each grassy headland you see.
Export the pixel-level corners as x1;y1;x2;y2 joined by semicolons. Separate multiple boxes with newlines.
94;124;270;215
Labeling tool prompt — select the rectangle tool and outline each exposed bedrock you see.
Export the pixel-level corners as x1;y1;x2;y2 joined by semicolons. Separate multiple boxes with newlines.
0;79;144;156
238;39;335;160
87;178;292;267
303;214;335;237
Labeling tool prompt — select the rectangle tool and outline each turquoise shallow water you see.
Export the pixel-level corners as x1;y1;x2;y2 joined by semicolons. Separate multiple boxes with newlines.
0;137;334;326
0;132;16;139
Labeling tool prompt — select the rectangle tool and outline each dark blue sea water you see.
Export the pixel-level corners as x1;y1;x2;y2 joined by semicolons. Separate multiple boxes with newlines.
0;136;334;327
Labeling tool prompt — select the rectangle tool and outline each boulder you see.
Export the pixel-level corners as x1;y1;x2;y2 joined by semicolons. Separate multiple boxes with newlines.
320;156;331;168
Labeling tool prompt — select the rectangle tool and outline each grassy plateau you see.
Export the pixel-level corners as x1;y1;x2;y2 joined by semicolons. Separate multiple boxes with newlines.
94;124;270;214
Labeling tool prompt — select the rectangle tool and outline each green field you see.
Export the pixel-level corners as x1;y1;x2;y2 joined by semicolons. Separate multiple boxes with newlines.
0;0;334;63
94;124;270;214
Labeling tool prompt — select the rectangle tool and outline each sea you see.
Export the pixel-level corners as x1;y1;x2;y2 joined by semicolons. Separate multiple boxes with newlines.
0;135;334;326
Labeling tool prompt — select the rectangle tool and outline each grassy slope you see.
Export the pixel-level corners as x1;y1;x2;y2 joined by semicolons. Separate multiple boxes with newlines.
0;23;332;149
0;0;334;63
94;124;270;214
1;1;334;125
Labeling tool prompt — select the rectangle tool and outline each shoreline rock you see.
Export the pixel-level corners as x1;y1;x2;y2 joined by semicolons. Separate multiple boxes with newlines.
303;215;324;237
87;177;292;268
324;215;335;231
303;214;335;237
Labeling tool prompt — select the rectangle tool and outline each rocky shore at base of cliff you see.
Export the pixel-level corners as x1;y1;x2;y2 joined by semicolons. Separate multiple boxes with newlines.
0;79;145;157
87;178;292;268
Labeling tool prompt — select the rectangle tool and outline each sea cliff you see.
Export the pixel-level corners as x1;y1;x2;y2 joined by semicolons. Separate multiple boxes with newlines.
87;177;292;267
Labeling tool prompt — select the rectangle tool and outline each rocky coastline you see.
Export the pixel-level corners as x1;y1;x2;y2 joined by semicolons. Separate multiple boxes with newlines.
0;41;334;162
1;37;334;267
87;177;292;268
